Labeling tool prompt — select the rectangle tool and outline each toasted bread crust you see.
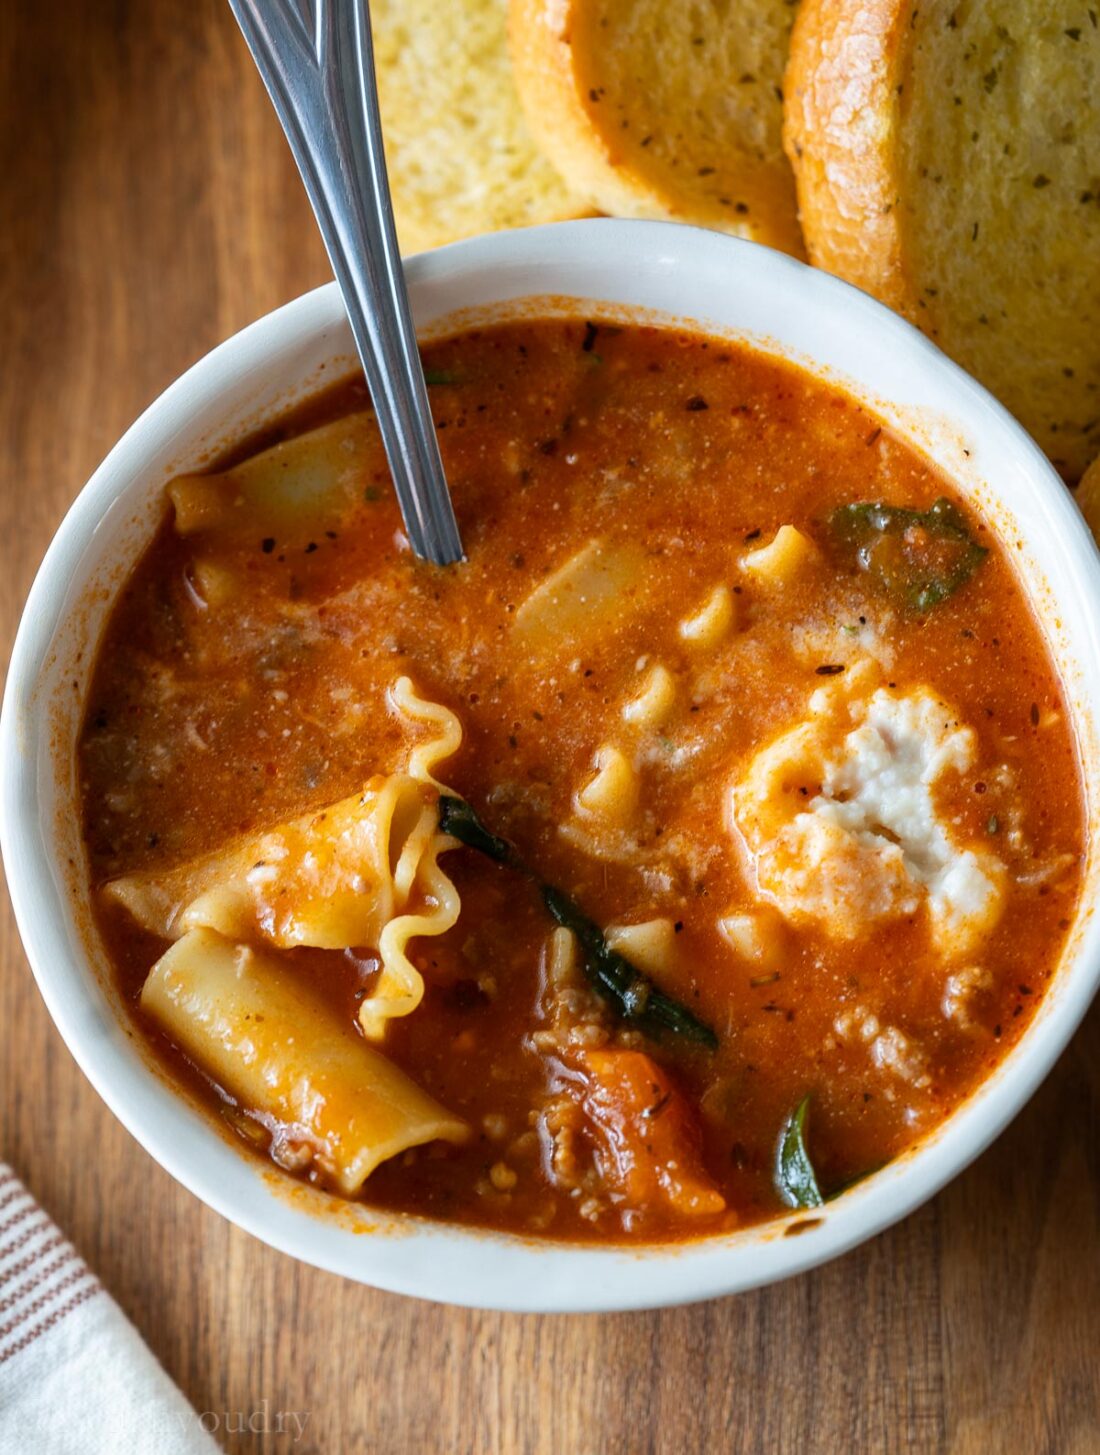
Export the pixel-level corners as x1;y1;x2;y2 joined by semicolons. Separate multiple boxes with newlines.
508;0;633;216
785;0;1100;480
510;0;805;256
1075;454;1100;541
783;0;909;308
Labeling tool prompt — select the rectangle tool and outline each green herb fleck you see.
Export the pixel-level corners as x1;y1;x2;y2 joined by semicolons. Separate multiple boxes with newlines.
750;970;780;988
363;485;381;502
422;368;460;386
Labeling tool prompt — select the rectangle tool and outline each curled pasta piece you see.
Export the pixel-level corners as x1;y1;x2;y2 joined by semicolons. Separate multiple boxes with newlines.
104;775;434;951
388;674;462;791
622;664;676;728
740;525;817;584
106;676;468;1039
364;826;461;1039
141;928;467;1193
168;412;381;538
678;584;735;648
574;745;639;823
605;918;678;977
716;909;785;970
513;539;649;654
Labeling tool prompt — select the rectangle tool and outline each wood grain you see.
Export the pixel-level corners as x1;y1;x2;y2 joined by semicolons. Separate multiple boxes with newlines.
1;4;1097;1452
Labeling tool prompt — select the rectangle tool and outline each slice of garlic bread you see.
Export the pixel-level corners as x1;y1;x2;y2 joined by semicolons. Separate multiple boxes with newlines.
785;1;1100;480
372;0;588;252
1074;452;1100;539
509;0;804;256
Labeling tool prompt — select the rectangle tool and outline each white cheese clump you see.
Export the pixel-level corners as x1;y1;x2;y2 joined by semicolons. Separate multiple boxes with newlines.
942;964;994;1027
833;1007;931;1090
731;666;1006;955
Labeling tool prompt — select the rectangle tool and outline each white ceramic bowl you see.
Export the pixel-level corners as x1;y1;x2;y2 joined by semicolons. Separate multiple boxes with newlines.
4;219;1100;1312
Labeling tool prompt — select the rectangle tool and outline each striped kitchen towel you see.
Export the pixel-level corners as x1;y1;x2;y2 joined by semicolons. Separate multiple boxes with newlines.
0;1164;217;1453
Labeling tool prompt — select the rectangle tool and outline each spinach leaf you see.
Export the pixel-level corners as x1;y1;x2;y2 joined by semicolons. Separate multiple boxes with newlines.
438;794;717;1049
437;795;523;871
775;1095;824;1209
830;496;987;612
543;886;718;1048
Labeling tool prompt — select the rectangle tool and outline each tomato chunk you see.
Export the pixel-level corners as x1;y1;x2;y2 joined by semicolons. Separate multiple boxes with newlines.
579;1050;726;1220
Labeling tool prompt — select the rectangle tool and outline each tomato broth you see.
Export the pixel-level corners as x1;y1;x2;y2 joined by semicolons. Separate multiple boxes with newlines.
80;319;1084;1241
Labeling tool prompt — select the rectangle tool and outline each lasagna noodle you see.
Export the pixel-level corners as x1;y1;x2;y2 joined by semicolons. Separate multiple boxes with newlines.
140;928;468;1193
168;412;380;538
512;538;649;654
362;677;465;1035
388;674;463;793
105;676;465;1038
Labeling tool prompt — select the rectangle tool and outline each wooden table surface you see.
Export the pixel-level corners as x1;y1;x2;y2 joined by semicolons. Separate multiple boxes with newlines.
2;4;1098;1452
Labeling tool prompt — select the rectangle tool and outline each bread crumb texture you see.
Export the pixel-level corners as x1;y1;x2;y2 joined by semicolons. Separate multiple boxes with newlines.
372;0;587;251
510;0;805;255
786;0;1100;479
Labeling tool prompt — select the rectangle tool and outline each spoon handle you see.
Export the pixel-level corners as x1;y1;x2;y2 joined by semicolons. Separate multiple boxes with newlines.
229;0;464;565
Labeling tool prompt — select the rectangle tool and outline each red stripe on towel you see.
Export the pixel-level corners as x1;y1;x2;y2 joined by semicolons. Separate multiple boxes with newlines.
0;1265;98;1344
0;1248;82;1316
0;1205;48;1244
0;1220;59;1267
0;1283;103;1368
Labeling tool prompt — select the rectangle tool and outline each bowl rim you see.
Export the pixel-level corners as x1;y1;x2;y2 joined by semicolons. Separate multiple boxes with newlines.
4;218;1100;1312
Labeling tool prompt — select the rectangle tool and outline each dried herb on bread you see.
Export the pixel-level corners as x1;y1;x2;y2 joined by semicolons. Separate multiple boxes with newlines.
510;0;805;256
784;0;1100;480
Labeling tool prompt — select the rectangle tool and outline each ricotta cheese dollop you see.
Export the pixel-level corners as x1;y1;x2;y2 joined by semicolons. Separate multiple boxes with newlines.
730;665;1006;956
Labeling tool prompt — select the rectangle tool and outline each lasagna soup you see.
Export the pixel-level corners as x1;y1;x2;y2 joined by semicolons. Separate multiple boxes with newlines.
80;319;1085;1241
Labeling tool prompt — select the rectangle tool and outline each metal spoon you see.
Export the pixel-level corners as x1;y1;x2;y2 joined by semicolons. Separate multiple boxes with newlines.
228;0;464;565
